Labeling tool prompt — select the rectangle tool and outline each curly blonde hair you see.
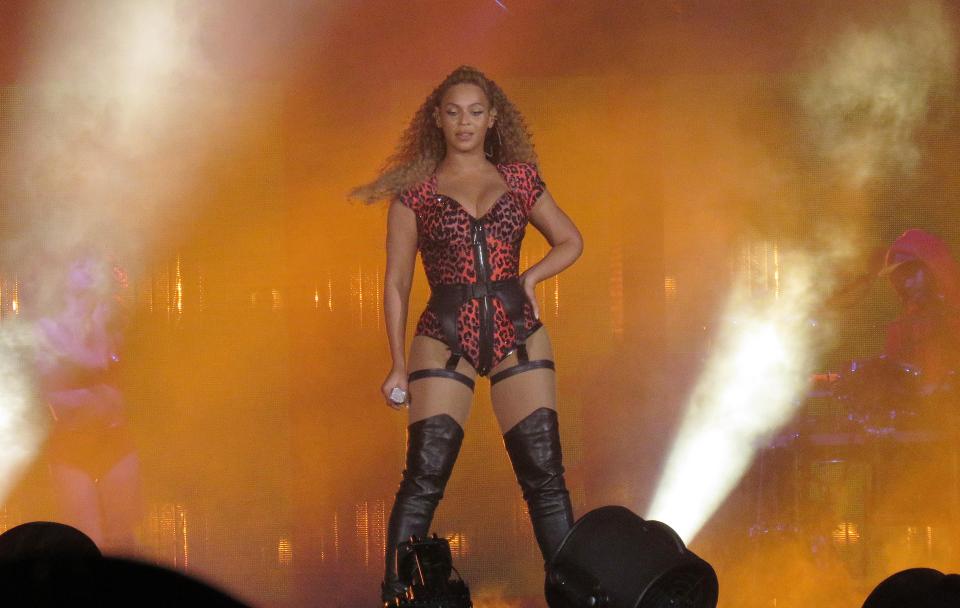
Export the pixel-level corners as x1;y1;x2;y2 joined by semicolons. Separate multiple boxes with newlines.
350;65;539;203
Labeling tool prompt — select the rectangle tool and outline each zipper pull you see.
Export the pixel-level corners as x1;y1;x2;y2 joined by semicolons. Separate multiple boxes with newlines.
471;221;484;245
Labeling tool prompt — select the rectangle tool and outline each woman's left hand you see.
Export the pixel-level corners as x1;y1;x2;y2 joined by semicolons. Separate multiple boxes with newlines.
520;273;539;320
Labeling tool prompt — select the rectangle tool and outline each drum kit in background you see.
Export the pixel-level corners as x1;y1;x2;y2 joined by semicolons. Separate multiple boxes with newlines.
750;356;960;580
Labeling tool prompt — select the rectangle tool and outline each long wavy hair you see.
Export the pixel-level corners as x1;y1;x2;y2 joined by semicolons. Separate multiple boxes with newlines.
350;66;539;203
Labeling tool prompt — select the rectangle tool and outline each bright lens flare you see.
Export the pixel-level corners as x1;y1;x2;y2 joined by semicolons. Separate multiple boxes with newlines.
647;255;818;543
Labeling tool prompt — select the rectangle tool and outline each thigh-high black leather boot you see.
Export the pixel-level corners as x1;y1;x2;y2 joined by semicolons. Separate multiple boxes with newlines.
503;407;575;565
381;414;464;604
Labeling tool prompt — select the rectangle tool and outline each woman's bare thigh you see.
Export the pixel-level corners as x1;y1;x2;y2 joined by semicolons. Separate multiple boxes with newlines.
49;463;103;547
406;336;476;428
98;452;142;556
490;326;557;433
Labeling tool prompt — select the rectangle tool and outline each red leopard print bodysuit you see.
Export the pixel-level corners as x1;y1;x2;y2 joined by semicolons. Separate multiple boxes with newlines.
399;162;546;375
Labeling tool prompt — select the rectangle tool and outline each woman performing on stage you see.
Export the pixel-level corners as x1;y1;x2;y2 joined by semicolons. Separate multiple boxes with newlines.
352;65;583;603
34;254;141;556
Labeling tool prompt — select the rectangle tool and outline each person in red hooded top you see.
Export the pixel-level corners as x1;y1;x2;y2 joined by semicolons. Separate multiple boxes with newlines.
881;228;960;394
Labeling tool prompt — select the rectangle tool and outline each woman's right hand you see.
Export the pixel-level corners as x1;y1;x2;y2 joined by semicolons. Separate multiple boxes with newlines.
381;367;409;410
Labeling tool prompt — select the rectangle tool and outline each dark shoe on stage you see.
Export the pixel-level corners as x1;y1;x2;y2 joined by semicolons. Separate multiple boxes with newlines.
503;407;575;564
382;414;465;604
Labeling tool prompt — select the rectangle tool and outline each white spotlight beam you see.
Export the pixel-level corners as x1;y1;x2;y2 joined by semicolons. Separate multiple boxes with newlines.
647;254;818;543
0;327;44;501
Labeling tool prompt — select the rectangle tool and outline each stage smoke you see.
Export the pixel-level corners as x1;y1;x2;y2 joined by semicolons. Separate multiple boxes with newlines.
799;0;956;187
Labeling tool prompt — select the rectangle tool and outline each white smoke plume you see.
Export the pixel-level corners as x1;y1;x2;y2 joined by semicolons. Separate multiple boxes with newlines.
5;0;221;268
799;0;956;187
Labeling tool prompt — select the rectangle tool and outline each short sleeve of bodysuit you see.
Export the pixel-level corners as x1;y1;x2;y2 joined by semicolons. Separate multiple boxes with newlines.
501;162;546;215
397;183;427;214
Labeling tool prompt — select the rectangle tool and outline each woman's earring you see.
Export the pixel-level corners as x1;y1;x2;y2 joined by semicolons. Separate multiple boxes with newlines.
485;124;503;160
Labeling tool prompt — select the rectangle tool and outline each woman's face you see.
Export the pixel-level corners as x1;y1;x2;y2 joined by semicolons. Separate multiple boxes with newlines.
66;256;111;300
68;258;98;292
435;83;496;155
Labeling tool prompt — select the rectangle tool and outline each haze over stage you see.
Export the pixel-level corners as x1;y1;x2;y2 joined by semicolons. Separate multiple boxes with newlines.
1;1;959;606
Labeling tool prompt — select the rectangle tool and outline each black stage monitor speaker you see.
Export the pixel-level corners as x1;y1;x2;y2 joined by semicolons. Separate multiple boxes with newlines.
0;521;101;562
862;568;960;608
545;506;718;608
